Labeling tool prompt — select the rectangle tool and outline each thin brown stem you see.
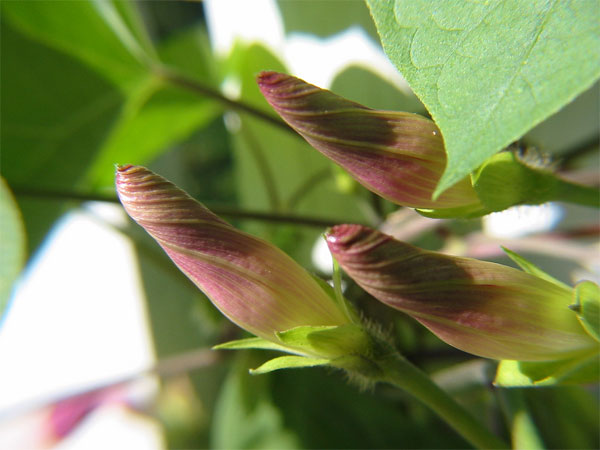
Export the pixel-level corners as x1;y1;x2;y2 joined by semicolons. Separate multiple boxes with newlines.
12;186;363;228
153;65;293;133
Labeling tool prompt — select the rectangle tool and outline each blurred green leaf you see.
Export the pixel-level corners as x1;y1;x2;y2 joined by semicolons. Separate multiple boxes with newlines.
158;25;216;82
212;353;300;449
495;352;599;387
3;11;221;250
0;178;26;320
524;386;600;449
366;0;600;195
498;389;545;450
331;65;425;113
85;79;221;190
109;0;157;59
272;368;470;449
2;0;147;89
1;17;124;252
278;0;379;40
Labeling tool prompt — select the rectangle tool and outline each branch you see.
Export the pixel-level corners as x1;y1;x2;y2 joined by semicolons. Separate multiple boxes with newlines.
12;186;364;228
154;65;293;133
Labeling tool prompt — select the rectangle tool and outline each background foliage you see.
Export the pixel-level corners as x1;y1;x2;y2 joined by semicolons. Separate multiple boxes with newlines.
1;1;598;448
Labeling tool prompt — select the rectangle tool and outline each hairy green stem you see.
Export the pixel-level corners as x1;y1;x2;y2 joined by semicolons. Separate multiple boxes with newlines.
375;352;508;449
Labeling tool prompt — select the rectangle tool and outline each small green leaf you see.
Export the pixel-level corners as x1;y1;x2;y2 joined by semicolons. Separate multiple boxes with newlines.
502;246;570;290
571;281;600;342
250;355;331;375
0;178;26;319
366;0;600;195
214;336;292;353
494;352;599;387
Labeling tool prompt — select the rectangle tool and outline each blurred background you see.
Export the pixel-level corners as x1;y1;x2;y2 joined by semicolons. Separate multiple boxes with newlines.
1;1;598;448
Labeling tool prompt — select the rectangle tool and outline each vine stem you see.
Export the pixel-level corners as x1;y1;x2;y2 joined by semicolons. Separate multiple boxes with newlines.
553;178;600;208
12;186;364;228
374;352;508;449
153;65;293;133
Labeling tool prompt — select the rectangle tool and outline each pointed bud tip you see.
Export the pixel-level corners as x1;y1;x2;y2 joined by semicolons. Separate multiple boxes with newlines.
325;224;372;251
115;164;140;185
116;164;135;172
256;71;287;88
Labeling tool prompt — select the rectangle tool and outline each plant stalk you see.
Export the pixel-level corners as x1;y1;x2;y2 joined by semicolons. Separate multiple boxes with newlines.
553;178;600;208
375;352;508;449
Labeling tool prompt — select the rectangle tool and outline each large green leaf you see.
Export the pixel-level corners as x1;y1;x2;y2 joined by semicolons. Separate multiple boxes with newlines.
366;0;600;195
3;11;221;250
1;17;124;252
2;0;147;89
0;178;26;320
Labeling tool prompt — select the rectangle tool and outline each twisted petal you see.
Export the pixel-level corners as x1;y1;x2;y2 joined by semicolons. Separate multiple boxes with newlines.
326;224;595;361
258;71;482;210
116;165;349;342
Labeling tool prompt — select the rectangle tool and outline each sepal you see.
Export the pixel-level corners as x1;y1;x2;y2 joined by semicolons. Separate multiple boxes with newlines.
249;355;331;375
502;247;570;289
472;152;600;211
276;324;371;359
213;336;292;353
570;281;600;342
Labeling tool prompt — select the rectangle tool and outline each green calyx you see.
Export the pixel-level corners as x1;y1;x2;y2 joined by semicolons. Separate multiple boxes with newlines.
214;323;380;376
419;151;599;219
472;152;600;211
570;280;600;343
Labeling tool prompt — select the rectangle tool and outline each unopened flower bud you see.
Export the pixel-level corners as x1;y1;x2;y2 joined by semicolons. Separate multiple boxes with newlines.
258;71;485;216
116;165;350;342
326;224;596;361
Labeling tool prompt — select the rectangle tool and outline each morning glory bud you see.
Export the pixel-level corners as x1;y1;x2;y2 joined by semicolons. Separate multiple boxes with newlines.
257;71;486;216
116;165;351;343
326;224;596;361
